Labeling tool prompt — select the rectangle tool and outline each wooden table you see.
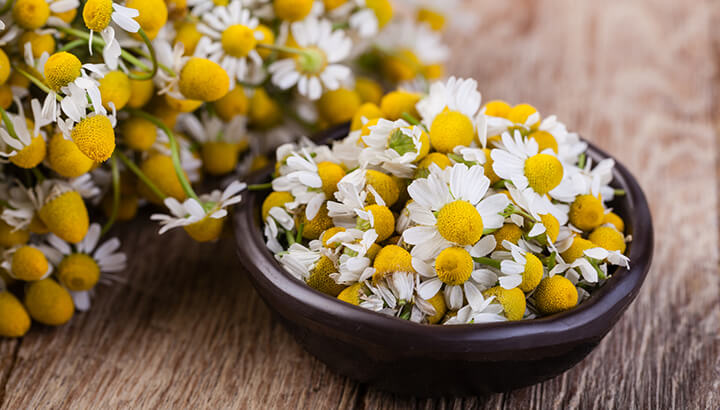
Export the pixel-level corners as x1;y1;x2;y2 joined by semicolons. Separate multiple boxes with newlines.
2;1;719;408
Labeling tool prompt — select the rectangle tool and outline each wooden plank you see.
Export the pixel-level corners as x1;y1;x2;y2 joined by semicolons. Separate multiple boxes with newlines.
1;0;719;408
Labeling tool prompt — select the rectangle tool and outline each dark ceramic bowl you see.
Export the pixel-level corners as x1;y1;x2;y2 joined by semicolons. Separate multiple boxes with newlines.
234;125;653;396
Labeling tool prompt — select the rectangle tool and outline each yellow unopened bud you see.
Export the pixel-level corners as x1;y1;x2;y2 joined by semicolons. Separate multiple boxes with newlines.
0;84;12;108
183;215;225;242
0;291;31;337
71;115;115;162
83;0;112;32
354;77;383;105
24;278;74;326
99;71;131;110
255;24;275;59
44;51;81;91
121;117;157;151
337;282;365;305
483;286;526;321
12;0;50;30
380;90;420;120
10;135;46;169
213;86;248;121
350;102;382;131
201;141;239;176
126;0;168;40
534;276;578;315
382;49;420;83
249;88;281;129
365;0;392;28
0;220;30;247
317;88;362;126
425;291;447;324
39;190;89;243
262;191;293;221
11;245;48;281
178;58;230;102
164;94;203;113
58;253;100;291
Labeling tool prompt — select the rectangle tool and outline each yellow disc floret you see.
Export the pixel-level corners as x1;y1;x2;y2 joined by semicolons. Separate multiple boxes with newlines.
39;191;89;244
121;117;157;151
416;153;451;177
529;130;558;154
11;245;48;281
71;114;115;162
436;200;483;245
249;88;282;129
425;291;446;324
174;21;203;55
350;102;383;131
138;154;188;202
569;194;605;231
306;256;345;296
261;191;294;220
380;90;420;120
430;110;474;153
483;286;526;321
213;85;248;121
435;247;473;286
603;211;625;232
507;103;539;126
183;215;225;242
539;213;560;243
0;291;31;338
99;71;131;110
221;24;257;58
127;73;154;108
44;51;81;91
560;236;594;263
19;32;55;59
354;77;383;105
492;223;523;251
83;0;112;31
481;148;501;184
588;226;626;253
337;282;365;305
57;253;100;291
365;169;399;207
534;276;578;315
321;226;345;249
317;88;362;126
10;135;46;169
24;278;74;326
0;50;9;86
126;0;168;39
301;204;334;240
179;58;230;102
48;133;94;178
273;0;313;21
523;153;563;195
484;100;511;118
202;142;239;175
317;161;345;198
382;49;420;83
372;244;413;280
519;252;543;292
0;220;30;247
12;0;50;30
361;204;395;242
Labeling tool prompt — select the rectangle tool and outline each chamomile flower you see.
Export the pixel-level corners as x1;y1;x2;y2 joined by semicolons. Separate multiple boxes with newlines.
403;163;509;259
358;118;427;177
151;180;246;242
443;295;506;325
492;241;544;292
376;18;448;83
1;245;53;281
78;0;140;69
194;1;265;85
153;37;188;99
179;112;248;175
269;17;352;100
40;223;126;310
276;241;322;281
331;228;378;284
152;130;203;183
0;102;47;169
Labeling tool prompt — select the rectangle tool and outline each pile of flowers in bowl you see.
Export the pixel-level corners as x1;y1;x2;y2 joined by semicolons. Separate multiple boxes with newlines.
0;0;458;338
263;76;631;325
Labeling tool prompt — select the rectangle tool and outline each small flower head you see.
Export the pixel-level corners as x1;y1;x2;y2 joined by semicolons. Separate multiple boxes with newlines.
125;0;167;39
71;114;115;162
82;0;113;32
0;220;30;247
121;116;157;151
98;71;131;110
533;275;578;315
0;291;31;338
435;247;473;286
39;189;89;244
8;245;50;281
306;256;346;296
24;278;74;325
357;204;394;242
372;244;413;280
273;0;313;22
588;226;626;253
317;88;362;126
13;0;50;30
483;286;526;321
569;194;604;231
178;58;230;102
44;51;82;91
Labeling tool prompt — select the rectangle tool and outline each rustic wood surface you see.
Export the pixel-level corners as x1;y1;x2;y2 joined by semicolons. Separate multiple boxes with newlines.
2;1;720;408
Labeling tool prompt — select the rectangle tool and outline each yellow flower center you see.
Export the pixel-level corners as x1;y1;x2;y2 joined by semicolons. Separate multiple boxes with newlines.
317;161;346;198
358;204;395;242
321;226;346;249
524;153;563;195
44;51;82;91
365;169;399;207
354;77;383;105
99;71;131;110
425;291;447;324
202;141;239;176
588;226;626;253
317;88;361;126
534;276;578;315
301;203;333;240
174;21;203;56
82;0;113;32
213;85;248;121
295;47;328;76
379;90;420;120
58;253;100;291
483;286;526;321
10;135;46;169
19;32;55;59
560;236;594;263
249;88;282;129
139;154;187;203
337;282;365;306
127;73;155;108
164;94;203;112
529;130;558;154
422;63;444;80
11;245;48;281
365;0;393;28
121;116;157;151
519;253;543;292
254;24;275;59
0;50;9;86
71;114;116;162
221;24;257;58
261;191;294;220
0;291;31;338
273;0;313;22
483;100;512;118
568;194;604;231
350;102;382;131
39;191;89;244
0;220;30;247
12;0;50;30
306;256;345;296
603;211;625;232
435;247;473;286
507;103;539;126
430;110;475;153
492;223;523;251
183;215;225;242
178;57;230;102
539;213;560;243
436;200;483;245
24;278;75;326
481;148;500;184
416;152;451;178
373;244;413;280
126;0;168;40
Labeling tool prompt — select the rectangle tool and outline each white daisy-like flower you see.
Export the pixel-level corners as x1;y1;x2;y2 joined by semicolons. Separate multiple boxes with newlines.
443;294;506;325
179;112;248;146
565;157;617;202
490;241;542;290
152;130;203;183
358;118;425;177
276;242;322;281
194;0;265;85
153;37;188;99
269;17;352;100
416;76;482;129
376;18;449;71
0;100;47;163
0;245;53;281
40;223;126;310
331;228;378;284
271;147;333;220
264;205;295;254
491;131;577;201
326;168;389;228
403;163;509;259
151;180;247;234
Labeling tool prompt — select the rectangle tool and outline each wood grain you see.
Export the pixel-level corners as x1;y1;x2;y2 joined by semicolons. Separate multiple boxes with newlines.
2;1;720;408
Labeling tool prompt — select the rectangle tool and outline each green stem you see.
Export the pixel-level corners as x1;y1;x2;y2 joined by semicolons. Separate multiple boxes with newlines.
54;25;151;72
473;257;501;269
401;112;429;133
249;182;272;191
12;65;61;100
613;189;626;196
256;43;306;56
116;150;167;201
0;107;18;140
295;222;304;243
577;153;586;169
57;39;87;53
285;228;295;245
126;108;200;203
101;154;121;236
127;29;158;81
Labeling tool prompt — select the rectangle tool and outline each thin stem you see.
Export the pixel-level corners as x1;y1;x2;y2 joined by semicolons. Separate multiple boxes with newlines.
12;65;61;100
54;25;151;72
295;223;304;243
116;150;167;200
577;153;586;169
57;39;87;53
401;112;429;133
127;29;158;81
126;108;200;203
256;43;305;56
613;189;626;196
101;154;121;236
285;228;295;245
249;182;272;191
473;257;501;269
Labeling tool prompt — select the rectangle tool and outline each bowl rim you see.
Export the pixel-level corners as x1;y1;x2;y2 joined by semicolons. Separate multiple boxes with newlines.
234;124;654;353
